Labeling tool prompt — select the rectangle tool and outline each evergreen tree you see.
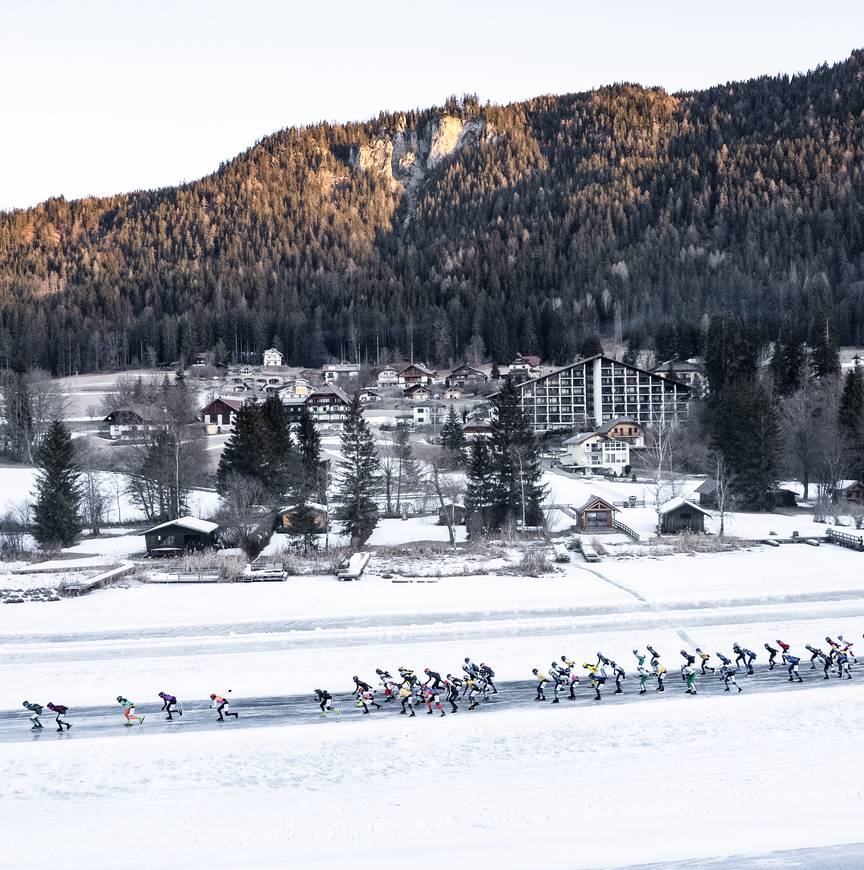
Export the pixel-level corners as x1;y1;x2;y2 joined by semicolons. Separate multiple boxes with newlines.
811;310;840;379
838;362;864;477
293;406;324;547
707;382;779;510
333;396;380;547
394;421;420;509
488;379;546;528
33;421;82;549
464;437;495;536
440;405;467;467
296;406;323;501
257;395;299;500
216;403;266;493
771;335;805;396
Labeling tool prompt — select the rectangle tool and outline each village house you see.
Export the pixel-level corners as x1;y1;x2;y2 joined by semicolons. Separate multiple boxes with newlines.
560;432;630;475
404;384;434;402
399;363;436;387
376;367;399;388
508;354;691;433
306;385;351;423
446;364;488;389
274;503;328;534
358;388;380;404
593;417;645;447
653;358;707;397
201;397;243;432
323;363;360;383
142;517;220;555
442;386;464;400
103;409;165;441
413;401;446;427
509;353;542;379
279;396;308;425
463;422;493;439
659;498;711;534
262;348;283;368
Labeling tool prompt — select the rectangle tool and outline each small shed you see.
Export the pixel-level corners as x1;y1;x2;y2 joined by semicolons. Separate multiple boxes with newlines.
574;495;617;531
695;479;719;509
659;498;711;534
142;517;220;555
275;503;328;534
835;480;864;505
438;503;467;526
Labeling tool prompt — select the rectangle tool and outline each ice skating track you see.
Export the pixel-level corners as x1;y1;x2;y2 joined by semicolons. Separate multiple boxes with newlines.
0;663;856;742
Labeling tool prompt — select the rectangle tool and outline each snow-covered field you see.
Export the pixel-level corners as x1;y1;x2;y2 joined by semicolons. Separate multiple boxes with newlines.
0;465;219;524
4;451;864;867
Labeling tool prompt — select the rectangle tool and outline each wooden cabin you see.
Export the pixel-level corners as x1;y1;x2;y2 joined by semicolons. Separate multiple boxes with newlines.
438;503;467;526
574;495;617;531
659;498;711;534
275;503;328;534
142;517;220;555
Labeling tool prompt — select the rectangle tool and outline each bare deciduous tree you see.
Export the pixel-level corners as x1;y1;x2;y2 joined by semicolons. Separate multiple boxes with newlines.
217;473;269;558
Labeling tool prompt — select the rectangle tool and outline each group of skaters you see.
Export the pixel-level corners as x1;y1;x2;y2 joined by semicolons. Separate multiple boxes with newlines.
532;634;857;701
17;635;859;732
21;690;237;732
315;658;498;718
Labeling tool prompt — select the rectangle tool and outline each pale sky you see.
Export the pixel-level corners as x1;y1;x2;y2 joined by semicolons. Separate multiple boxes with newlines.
1;0;862;211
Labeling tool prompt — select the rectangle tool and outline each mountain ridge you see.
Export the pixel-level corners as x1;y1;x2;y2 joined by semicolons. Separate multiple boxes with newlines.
1;51;863;374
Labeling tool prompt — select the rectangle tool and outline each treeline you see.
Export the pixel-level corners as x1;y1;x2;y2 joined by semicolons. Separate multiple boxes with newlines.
2;53;864;374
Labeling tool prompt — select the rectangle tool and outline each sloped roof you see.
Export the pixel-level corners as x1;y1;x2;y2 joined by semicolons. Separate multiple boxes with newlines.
563;432;596;446
659;497;712;517
595;417;640;434
400;363;436;375
695;479;717;494
141;516;219;536
310;384;351;403
575;495;618;514
202;397;243;413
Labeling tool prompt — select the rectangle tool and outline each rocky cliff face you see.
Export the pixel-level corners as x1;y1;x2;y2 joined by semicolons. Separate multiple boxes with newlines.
349;114;486;208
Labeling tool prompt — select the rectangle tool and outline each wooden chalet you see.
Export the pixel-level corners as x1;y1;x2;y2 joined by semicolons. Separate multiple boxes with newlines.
574;495;618;531
399;363;436;387
275;503;328;534
201;397;243;431
446;364;487;388
142;517;220;555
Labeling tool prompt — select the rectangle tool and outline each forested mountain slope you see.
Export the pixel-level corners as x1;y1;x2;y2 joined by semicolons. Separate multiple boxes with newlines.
1;51;864;373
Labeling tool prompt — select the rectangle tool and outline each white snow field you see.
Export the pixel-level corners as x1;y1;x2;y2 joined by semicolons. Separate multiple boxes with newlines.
2;686;863;869
2;542;864;867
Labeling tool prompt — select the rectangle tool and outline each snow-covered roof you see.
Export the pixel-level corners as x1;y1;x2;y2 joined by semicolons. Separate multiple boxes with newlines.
278;503;327;514
659;497;712;517
141;516;220;536
695;479;717;494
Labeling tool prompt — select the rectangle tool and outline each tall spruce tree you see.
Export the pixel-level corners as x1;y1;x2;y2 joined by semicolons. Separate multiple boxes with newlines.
771;335;805;396
296;406;323;501
216;403;266;493
33;421;82;549
838;361;864;477
489;379;546;528
333;395;380;548
440;404;467;467
258;395;299;500
394;421;420;509
294;406;324;546
811;310;840;379
464;437;495;536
